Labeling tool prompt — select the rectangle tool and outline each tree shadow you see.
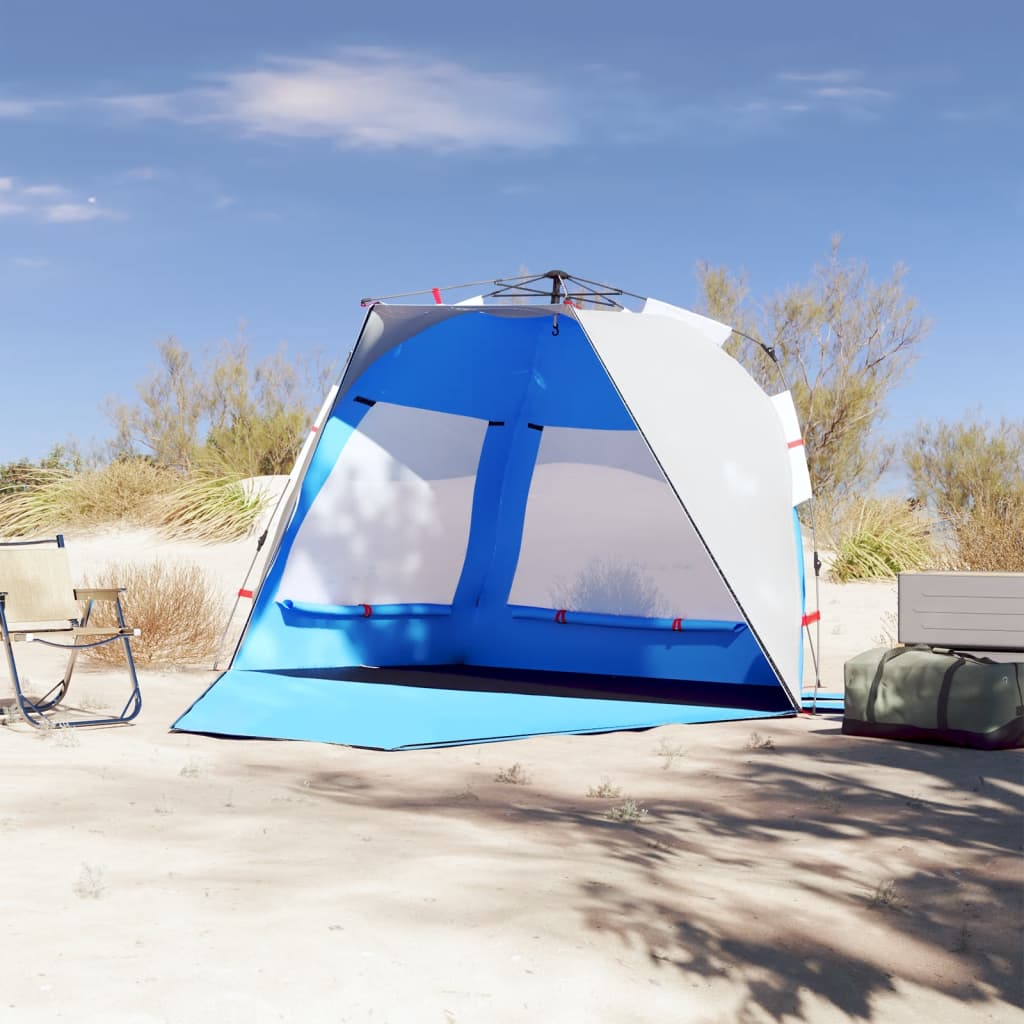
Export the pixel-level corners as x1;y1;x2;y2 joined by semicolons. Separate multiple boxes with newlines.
278;729;1023;1020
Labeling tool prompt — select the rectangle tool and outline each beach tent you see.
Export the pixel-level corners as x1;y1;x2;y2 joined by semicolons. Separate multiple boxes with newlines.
175;272;813;749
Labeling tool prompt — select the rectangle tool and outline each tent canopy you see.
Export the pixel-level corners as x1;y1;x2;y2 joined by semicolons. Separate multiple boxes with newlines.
175;286;808;749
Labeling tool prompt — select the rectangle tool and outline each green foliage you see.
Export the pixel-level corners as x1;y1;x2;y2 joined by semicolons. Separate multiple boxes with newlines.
903;417;1024;517
697;238;929;508
107;334;335;477
828;497;939;582
0;443;86;497
902;417;1024;572
106;338;203;471
202;341;330;476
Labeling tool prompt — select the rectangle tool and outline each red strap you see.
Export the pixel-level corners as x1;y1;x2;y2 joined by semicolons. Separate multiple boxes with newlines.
310;424;319;434
554;609;567;624
238;588;254;599
671;617;683;631
431;287;443;304
802;610;820;626
362;604;373;618
787;438;805;449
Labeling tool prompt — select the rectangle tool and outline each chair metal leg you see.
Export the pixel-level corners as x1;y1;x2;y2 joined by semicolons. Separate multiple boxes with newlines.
0;601;142;729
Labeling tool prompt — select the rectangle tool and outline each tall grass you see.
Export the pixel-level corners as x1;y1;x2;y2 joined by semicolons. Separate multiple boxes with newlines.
82;559;223;667
150;473;265;542
828;497;940;582
0;462;176;538
0;462;266;541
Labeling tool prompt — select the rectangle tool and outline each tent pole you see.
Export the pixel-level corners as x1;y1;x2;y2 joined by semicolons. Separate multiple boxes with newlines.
545;269;566;304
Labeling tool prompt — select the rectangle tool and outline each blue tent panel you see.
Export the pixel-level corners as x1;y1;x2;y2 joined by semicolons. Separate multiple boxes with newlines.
800;691;845;712
174;669;793;750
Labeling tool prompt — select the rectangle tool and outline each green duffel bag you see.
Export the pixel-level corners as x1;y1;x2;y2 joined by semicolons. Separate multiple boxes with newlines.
843;646;1024;750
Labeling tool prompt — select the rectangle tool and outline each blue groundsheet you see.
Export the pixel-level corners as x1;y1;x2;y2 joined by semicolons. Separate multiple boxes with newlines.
800;691;845;712
174;665;794;750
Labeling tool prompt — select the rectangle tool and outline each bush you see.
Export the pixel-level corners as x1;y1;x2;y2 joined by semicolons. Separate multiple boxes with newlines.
107;336;335;477
81;559;224;667
904;417;1024;518
828;498;939;582
952;494;1024;572
903;416;1024;572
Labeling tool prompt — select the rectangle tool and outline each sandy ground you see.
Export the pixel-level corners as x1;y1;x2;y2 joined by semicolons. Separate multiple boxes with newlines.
0;520;1021;1023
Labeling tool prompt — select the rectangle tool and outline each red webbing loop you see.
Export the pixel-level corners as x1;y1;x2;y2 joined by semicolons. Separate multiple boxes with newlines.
802;610;821;626
787;438;805;449
431;287;443;304
671;617;683;631
238;589;254;599
362;604;373;618
554;609;567;624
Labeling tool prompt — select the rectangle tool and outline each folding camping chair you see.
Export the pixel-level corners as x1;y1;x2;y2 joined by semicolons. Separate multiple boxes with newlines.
0;535;141;728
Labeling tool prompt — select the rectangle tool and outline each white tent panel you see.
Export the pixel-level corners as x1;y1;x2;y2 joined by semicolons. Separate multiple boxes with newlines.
510;427;743;620
640;298;733;346
575;308;802;701
770;391;814;507
276;404;487;607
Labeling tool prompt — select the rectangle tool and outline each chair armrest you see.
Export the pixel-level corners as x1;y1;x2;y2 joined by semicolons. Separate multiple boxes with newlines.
74;587;126;600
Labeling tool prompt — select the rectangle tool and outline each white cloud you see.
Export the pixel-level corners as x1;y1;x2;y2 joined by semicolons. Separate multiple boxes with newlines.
745;69;893;119
44;201;115;223
103;49;569;150
0;98;39;117
12;256;49;270
777;70;860;85
813;85;891;101
117;165;160;182
0;177;121;223
21;183;67;198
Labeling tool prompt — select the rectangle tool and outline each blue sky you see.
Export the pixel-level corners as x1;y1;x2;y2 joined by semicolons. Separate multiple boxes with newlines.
1;0;1021;469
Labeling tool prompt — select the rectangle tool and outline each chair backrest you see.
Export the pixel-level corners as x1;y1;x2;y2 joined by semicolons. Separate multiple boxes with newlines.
0;545;81;625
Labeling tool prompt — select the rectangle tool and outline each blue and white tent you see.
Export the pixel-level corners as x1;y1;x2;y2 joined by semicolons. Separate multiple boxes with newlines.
175;272;813;749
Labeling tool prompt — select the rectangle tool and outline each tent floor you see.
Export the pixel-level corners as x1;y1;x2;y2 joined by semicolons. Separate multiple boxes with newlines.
174;664;795;750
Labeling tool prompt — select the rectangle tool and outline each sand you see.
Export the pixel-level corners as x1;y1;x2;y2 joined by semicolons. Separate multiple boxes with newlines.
0;522;1021;1023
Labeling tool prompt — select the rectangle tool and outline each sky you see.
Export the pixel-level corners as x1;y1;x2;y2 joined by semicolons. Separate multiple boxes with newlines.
0;0;1021;469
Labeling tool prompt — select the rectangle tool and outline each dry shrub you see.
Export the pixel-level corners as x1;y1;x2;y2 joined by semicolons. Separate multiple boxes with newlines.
82;559;223;667
952;494;1024;572
828;497;940;582
0;461;175;538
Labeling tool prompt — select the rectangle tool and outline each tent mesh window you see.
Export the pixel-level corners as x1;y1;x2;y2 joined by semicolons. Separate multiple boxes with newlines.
509;427;742;622
277;403;488;607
